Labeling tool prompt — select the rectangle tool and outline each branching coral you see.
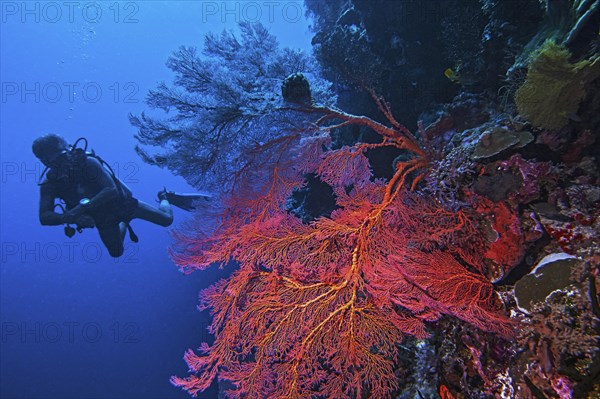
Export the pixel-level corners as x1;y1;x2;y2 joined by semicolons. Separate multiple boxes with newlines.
170;93;514;399
129;22;335;191
515;40;600;130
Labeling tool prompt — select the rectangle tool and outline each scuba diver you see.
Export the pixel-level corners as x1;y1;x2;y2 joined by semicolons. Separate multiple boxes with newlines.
33;134;208;258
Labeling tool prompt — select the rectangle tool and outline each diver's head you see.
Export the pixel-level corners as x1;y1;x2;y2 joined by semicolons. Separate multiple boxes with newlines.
32;134;68;167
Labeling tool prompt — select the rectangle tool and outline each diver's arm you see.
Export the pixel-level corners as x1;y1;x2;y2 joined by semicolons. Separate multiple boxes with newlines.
39;183;88;225
38;183;67;225
84;157;121;209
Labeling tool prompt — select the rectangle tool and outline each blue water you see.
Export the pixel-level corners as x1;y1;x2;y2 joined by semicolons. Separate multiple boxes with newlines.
0;2;312;398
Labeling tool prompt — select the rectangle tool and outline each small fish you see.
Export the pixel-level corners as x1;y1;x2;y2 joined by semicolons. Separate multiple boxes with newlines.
444;68;460;84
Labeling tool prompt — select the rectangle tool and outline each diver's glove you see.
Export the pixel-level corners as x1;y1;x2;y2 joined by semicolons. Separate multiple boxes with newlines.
74;215;95;229
63;206;95;228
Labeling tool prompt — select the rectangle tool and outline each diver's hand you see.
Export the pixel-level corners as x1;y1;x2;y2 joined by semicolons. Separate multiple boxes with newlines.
63;206;87;224
74;215;95;229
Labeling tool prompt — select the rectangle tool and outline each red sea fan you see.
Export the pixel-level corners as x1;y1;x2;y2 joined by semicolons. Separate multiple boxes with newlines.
171;94;514;399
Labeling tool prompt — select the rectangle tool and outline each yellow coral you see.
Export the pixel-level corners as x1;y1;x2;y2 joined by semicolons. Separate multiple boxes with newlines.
515;40;600;130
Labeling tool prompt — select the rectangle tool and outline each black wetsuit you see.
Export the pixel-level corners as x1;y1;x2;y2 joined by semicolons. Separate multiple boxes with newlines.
40;155;138;229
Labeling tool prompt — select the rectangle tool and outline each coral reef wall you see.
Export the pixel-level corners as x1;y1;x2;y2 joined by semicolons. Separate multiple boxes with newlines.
132;1;600;398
